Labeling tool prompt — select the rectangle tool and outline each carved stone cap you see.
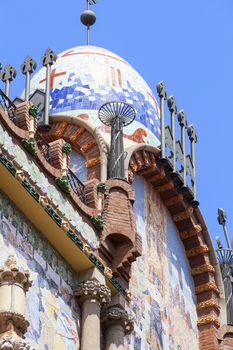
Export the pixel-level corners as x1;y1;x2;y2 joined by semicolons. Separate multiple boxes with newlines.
0;334;35;350
75;279;111;305
0;312;29;338
0;256;32;292
101;305;134;335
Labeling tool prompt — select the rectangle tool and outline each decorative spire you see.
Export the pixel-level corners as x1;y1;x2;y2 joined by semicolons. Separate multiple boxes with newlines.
81;0;97;45
21;56;37;101
1;64;17;98
41;48;57;129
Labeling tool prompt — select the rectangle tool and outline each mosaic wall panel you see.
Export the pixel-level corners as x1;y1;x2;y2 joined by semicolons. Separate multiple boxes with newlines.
125;175;198;350
30;46;161;148
0;123;98;249
0;190;80;350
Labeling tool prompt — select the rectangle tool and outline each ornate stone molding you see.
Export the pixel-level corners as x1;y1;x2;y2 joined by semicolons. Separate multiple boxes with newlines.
0;313;29;338
0;255;32;291
179;224;202;240
173;206;193;222
0;334;35;350
197;299;220;311
75;279;111;304
186;244;209;258
197;315;220;328
195;281;220;295
191;264;215;276
101;306;134;335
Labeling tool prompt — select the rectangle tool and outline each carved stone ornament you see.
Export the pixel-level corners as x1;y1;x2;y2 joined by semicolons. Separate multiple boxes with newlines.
75;279;111;305
0;256;32;337
0;255;32;291
0;335;35;350
102;306;134;335
0;313;29;339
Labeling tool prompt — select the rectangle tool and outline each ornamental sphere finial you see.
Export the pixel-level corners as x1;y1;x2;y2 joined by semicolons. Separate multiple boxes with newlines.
80;10;96;27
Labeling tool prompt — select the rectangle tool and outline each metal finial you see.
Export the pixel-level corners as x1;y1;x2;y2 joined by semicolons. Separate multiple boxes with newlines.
218;208;227;226
81;0;97;45
177;109;188;187
156;81;167;160
217;208;232;250
99;101;136;179
41;48;57;129
21;56;37;75
41;48;57;67
167;95;177;172
187;124;197;143
21;56;37;101
1;64;17;98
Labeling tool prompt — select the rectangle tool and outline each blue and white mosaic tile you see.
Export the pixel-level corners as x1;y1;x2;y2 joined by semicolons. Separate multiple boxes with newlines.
30;46;161;147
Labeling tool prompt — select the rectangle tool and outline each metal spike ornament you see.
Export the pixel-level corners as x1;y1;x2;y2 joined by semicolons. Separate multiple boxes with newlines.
81;0;97;45
167;95;177;173
187;124;198;205
41;48;57;129
177;109;188;186
99;101;136;179
216;210;233;325
1;64;17;98
156;81;167;160
21;56;37;101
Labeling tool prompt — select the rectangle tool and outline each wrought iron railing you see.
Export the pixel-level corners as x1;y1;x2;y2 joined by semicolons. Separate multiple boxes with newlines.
67;169;86;203
0;89;17;125
35;131;51;163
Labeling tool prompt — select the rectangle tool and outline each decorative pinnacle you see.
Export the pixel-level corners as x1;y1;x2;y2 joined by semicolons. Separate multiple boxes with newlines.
41;48;57;67
177;109;188;128
1;64;17;82
218;208;227;226
156;81;167;99
216;236;223;249
187;124;197;142
167;95;177;113
21;56;37;75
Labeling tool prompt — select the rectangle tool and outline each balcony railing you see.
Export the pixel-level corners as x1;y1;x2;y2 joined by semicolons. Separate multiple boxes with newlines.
0;89;17;125
35;131;51;163
67;169;86;203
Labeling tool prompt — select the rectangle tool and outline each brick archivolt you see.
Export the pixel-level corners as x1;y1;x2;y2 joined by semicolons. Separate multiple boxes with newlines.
127;147;222;337
44;117;108;181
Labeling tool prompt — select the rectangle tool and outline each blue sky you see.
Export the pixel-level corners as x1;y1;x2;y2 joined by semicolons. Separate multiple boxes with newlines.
1;0;233;248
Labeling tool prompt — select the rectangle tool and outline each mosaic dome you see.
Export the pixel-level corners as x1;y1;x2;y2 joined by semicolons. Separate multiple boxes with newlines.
30;46;160;147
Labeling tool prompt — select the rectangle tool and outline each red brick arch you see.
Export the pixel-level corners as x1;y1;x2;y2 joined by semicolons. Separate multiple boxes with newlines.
127;146;223;350
39;117;104;180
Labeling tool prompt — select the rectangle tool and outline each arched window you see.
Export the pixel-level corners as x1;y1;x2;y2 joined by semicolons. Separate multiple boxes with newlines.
69;150;87;183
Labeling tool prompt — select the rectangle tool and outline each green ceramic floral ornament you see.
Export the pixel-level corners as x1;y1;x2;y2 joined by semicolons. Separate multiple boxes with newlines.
97;182;106;194
28;104;39;118
62;142;72;155
55;176;70;194
91;215;104;230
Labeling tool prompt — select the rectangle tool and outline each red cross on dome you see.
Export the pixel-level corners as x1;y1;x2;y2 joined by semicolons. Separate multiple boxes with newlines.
39;68;67;89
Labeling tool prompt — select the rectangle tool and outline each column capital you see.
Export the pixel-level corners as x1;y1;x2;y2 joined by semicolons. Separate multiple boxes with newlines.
0;334;35;350
75;279;111;305
0;255;32;291
102;305;134;335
